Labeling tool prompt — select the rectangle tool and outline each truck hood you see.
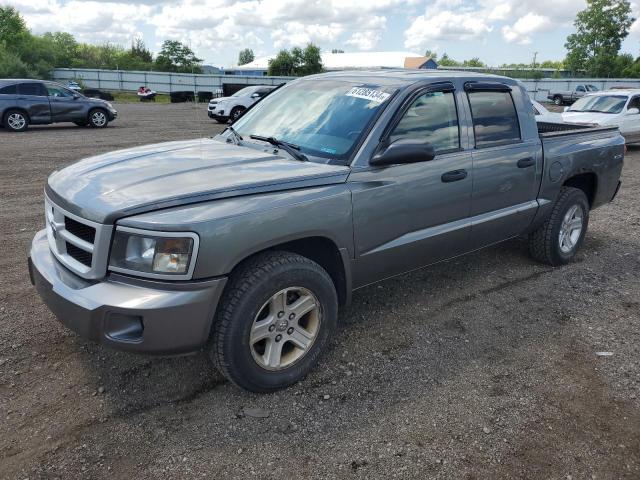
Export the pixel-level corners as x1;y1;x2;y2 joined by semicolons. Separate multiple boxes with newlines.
46;138;350;224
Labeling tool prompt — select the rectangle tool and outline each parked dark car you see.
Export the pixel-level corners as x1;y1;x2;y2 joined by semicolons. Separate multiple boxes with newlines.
0;79;118;132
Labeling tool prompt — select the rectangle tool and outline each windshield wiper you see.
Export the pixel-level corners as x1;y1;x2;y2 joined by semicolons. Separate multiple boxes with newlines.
224;125;243;145
249;135;308;162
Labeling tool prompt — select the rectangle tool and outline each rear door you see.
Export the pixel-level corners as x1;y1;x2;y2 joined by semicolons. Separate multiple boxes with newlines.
463;83;541;249
350;82;473;285
45;83;84;122
16;82;51;124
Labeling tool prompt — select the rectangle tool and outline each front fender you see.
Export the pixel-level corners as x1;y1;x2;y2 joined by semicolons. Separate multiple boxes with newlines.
117;184;354;279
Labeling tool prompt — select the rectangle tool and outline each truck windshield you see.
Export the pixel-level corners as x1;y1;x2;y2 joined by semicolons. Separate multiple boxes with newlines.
232;79;397;162
569;95;627;114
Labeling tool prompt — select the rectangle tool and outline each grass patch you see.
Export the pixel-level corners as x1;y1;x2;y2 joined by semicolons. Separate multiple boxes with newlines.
111;92;171;104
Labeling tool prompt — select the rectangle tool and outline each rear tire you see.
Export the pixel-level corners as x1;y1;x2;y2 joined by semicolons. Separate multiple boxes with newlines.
209;251;338;393
4;109;29;132
88;108;109;128
528;187;590;266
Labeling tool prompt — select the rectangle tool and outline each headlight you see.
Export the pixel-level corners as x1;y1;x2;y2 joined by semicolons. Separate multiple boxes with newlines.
108;227;199;279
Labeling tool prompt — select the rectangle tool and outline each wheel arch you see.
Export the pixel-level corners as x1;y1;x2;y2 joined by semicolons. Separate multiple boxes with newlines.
227;236;351;307
563;172;597;208
2;107;30;125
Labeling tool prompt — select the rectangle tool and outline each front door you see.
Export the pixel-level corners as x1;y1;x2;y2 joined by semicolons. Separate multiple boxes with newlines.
16;82;51;124
45;83;84;122
464;85;541;248
350;85;473;287
620;95;640;143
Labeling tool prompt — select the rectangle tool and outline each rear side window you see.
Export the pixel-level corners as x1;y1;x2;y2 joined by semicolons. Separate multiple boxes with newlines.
390;90;460;152
18;82;46;96
576;85;586;92
0;84;17;94
468;91;521;148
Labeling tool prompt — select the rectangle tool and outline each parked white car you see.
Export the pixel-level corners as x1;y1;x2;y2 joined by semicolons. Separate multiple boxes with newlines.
532;100;563;123
208;85;276;123
562;90;640;144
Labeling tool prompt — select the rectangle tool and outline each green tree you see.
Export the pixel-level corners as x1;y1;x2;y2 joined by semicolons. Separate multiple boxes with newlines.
155;40;202;73
331;48;344;53
0;6;29;50
424;49;438;60
268;43;323;76
564;0;634;76
238;48;254;65
462;57;485;67
438;53;460;67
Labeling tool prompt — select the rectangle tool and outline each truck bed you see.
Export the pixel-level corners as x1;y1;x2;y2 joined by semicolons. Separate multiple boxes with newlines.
537;121;618;137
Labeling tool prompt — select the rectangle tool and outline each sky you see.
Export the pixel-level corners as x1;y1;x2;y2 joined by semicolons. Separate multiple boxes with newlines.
6;0;640;68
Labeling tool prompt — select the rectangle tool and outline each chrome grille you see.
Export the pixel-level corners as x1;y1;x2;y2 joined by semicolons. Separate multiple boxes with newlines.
45;196;113;279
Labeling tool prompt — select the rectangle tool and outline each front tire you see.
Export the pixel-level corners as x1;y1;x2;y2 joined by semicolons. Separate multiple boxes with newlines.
528;187;589;266
4;110;29;132
553;95;563;106
229;106;245;122
210;251;338;393
88;108;109;128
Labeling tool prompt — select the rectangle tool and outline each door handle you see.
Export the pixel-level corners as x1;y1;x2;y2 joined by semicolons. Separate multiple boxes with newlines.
441;169;468;183
517;157;536;168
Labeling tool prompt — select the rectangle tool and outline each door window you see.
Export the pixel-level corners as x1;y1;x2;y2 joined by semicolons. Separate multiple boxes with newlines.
46;85;75;98
389;90;459;152
18;82;46;96
627;96;640;110
576;85;586;92
0;84;17;94
467;90;521;147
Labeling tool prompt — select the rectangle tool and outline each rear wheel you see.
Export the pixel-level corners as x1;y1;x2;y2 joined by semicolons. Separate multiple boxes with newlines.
88;108;109;128
528;187;589;266
4;110;29;132
210;251;338;392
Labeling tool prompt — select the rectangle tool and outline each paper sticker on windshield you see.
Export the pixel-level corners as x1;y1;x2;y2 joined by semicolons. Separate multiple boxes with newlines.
345;87;390;103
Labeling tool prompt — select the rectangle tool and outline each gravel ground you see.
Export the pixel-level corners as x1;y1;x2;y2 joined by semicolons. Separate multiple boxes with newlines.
1;102;639;480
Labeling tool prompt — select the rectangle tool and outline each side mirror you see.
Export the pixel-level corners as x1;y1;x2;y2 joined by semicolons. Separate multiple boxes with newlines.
626;107;639;115
563;106;569;112
73;94;80;99
370;139;435;167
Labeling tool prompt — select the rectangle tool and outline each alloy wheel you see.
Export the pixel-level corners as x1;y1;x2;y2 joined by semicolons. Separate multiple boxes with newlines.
559;204;583;253
7;113;26;130
249;287;322;371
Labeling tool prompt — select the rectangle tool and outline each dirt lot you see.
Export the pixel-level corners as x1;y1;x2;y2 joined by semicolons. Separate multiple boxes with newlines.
1;102;639;479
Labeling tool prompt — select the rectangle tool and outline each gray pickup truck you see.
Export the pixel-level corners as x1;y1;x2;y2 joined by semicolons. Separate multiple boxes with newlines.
547;83;599;105
29;71;624;392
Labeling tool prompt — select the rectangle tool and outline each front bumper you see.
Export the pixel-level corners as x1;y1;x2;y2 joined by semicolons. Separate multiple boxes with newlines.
108;109;118;121
28;229;227;355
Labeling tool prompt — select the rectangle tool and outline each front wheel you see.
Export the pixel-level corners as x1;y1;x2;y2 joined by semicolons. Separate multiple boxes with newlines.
553;96;563;106
209;251;338;392
229;106;245;122
88;109;109;128
528;187;590;266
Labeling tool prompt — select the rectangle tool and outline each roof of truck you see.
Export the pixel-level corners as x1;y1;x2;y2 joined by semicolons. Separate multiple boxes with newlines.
304;69;513;87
